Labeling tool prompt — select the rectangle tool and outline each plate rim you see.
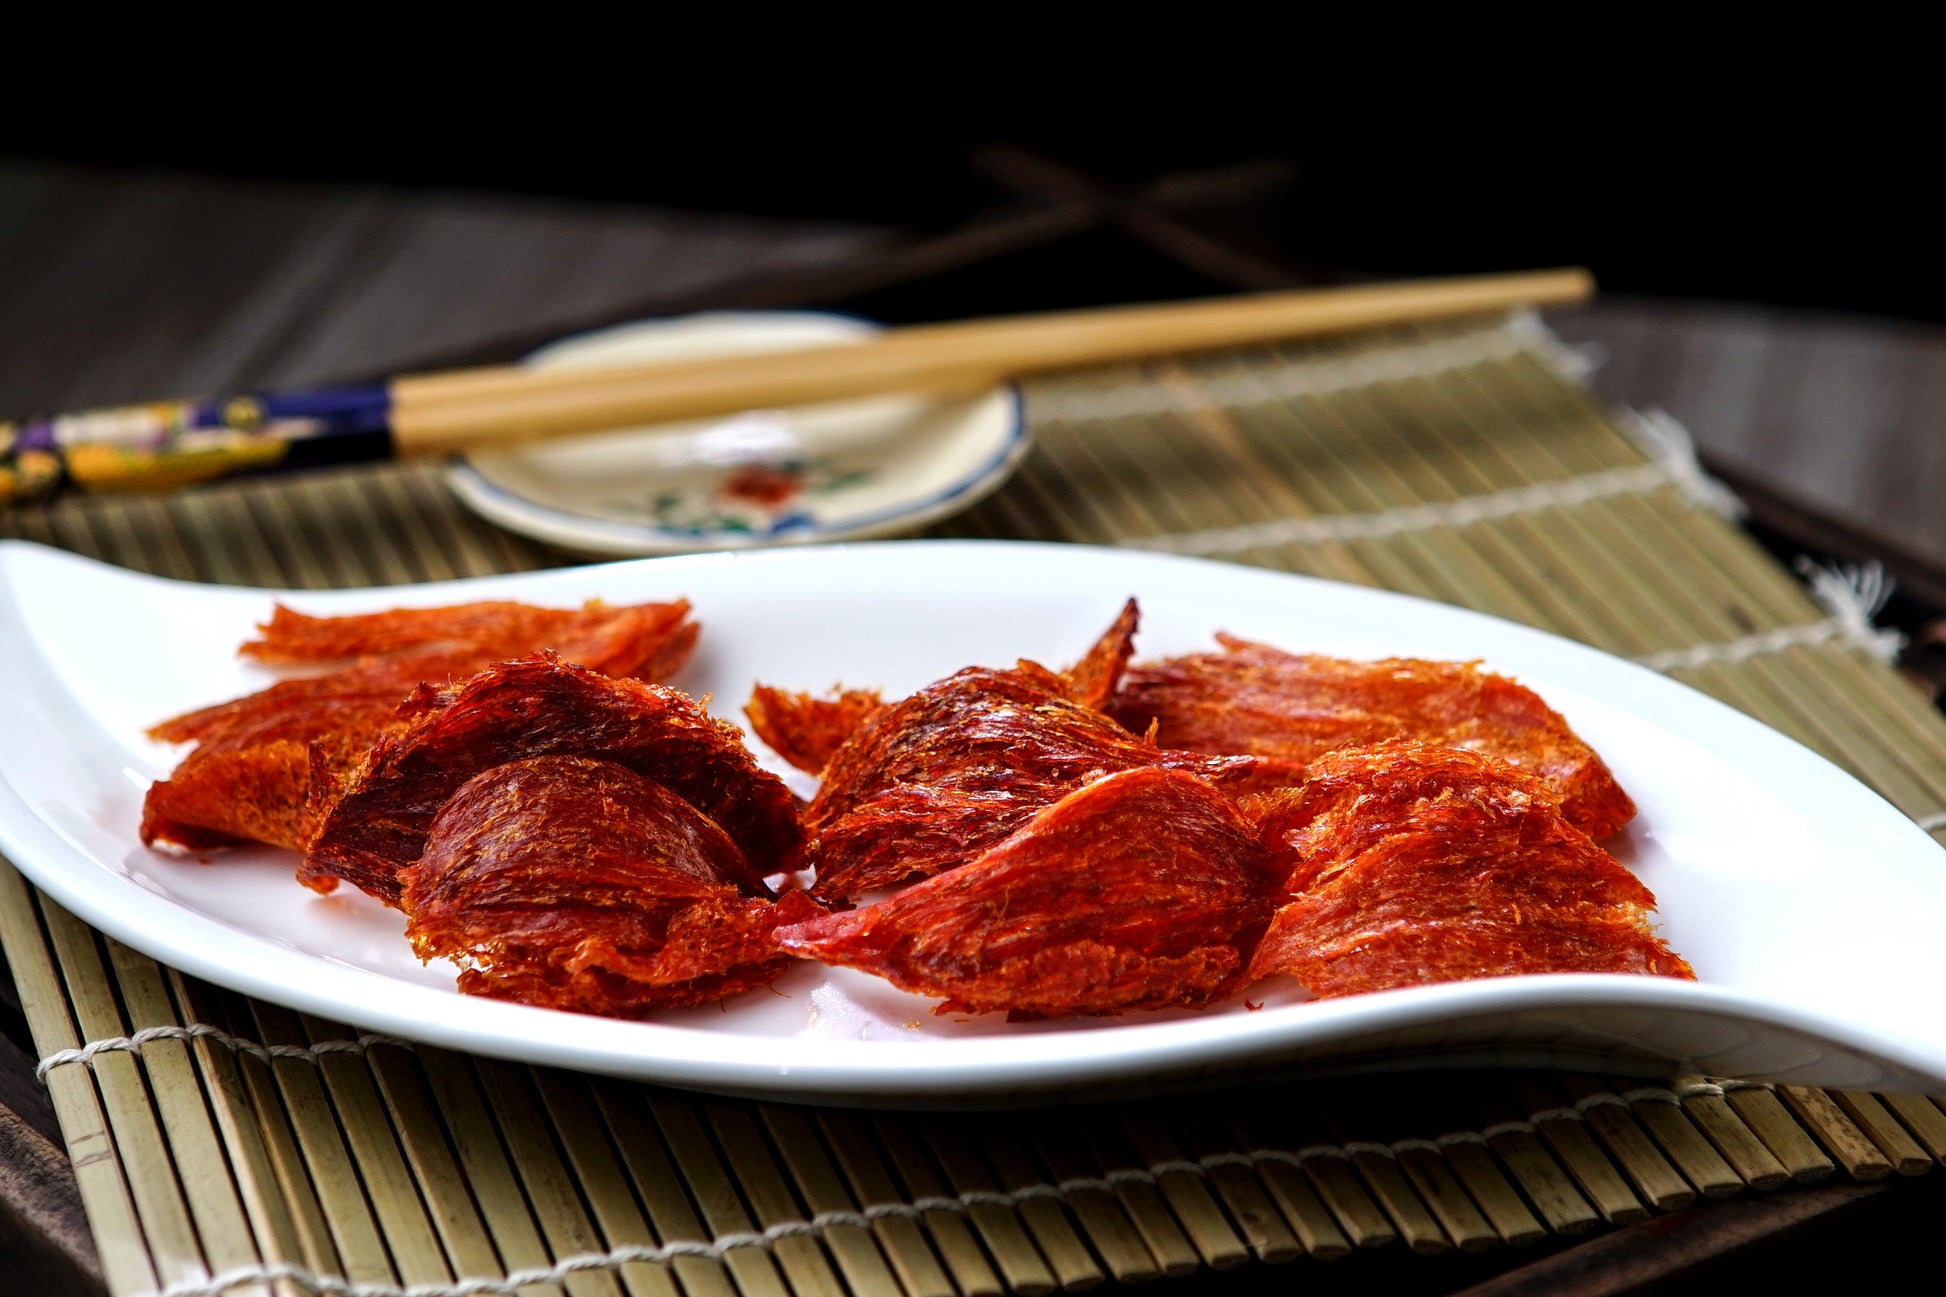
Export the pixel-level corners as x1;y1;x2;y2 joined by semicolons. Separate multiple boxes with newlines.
4;536;1944;1100
443;311;1030;556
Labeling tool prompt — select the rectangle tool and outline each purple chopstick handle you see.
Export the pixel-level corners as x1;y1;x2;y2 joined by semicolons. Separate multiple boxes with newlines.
2;384;394;505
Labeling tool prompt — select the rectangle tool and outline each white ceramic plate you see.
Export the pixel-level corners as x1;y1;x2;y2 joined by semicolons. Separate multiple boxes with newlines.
3;539;1944;1104
446;313;1027;556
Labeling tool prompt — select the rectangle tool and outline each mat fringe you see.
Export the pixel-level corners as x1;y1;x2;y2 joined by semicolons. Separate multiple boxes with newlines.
1615;408;1746;520
1632;560;1903;671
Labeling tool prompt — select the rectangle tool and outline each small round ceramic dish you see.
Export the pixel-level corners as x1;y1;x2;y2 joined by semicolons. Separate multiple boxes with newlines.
445;312;1027;555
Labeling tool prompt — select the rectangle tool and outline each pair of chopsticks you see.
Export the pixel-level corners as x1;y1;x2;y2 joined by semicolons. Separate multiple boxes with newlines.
0;268;1592;504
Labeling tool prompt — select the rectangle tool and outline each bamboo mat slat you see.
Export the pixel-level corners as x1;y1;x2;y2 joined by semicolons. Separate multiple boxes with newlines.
863;1117;1005;1297
1881;1093;1946;1163
1718;1087;1832;1185
7;312;1946;1296
1471;1116;1602;1238
1002;1115;1159;1283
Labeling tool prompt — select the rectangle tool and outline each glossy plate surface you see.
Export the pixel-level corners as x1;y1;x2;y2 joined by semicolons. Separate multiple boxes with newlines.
3;539;1944;1103
447;313;1027;556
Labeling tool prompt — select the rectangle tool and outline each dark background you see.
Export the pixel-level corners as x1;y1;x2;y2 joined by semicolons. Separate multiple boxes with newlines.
5;51;1935;323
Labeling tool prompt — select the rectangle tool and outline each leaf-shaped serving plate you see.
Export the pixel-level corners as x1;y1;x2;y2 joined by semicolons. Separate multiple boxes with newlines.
2;540;1942;1104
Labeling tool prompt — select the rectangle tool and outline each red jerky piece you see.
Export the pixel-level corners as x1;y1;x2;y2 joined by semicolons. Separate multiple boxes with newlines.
152;648;484;750
166;603;698;750
142;599;699;853
1246;741;1692;998
402;756;821;1016
241;597;697;680
1113;637;1636;839
777;766;1278;1017
304;654;801;904
1062;597;1140;712
745;685;886;776
141;654;469;852
141;740;314;851
804;661;1275;900
743;599;1142;778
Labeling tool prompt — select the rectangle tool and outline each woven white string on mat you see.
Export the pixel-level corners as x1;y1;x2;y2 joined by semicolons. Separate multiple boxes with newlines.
123;1111;1672;1297
1032;311;1832;671
34;1022;411;1082
47;1022;1786;1297
1084;371;1894;678
1119;401;1738;559
129;1077;1787;1297
1631;558;1904;672
43;1023;1747;1153
1123;460;1698;557
143;1154;1358;1297
38;1019;1778;1124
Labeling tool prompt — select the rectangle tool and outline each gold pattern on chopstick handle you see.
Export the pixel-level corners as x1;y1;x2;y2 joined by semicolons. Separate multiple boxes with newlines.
2;385;392;503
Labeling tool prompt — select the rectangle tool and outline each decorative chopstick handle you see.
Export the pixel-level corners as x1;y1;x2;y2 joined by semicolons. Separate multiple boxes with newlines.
1;385;395;505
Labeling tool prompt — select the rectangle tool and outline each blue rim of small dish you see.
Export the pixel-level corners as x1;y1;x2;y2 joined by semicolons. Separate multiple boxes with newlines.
443;314;1031;555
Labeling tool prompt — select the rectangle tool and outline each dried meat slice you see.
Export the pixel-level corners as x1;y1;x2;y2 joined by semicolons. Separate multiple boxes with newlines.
1248;740;1571;896
244;600;589;661
741;599;1139;777
1113;638;1636;839
304;653;801;904
1061;598;1140;712
150;648;486;750
1246;741;1691;998
142;653;490;854
241;597;697;681
777;766;1279;1017
804;661;1273;899
141;740;314;852
744;685;885;776
555;604;699;685
144;720;402;854
140;658;455;852
144;596;702;853
402;756;820;1015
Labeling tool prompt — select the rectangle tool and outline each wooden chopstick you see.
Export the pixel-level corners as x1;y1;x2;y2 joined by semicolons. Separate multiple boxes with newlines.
1;268;1591;505
387;268;1593;454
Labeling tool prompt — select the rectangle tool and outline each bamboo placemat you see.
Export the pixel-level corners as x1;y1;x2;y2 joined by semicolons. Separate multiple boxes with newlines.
6;310;1946;1297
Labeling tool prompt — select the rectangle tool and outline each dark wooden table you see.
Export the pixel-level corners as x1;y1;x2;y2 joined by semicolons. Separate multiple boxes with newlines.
5;156;1945;1296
